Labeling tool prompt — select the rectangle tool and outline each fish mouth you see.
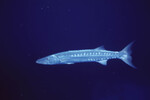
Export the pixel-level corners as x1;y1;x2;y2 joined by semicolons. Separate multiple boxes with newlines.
36;58;47;64
36;55;60;65
36;59;42;64
36;59;40;64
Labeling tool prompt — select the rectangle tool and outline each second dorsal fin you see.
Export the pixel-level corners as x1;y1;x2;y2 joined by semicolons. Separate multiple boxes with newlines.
95;46;105;50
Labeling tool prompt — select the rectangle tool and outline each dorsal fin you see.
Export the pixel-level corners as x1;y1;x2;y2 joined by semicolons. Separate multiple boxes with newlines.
95;46;105;50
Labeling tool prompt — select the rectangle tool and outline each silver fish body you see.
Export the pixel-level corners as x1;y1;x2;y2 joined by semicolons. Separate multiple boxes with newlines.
36;42;136;69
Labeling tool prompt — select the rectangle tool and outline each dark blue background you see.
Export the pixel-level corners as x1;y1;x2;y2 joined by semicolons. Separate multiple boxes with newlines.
0;0;150;100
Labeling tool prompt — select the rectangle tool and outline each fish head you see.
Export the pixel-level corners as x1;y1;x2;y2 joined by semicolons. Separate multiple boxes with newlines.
36;55;60;65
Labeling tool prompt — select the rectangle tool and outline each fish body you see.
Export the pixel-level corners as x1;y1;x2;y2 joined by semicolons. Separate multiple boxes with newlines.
36;42;136;69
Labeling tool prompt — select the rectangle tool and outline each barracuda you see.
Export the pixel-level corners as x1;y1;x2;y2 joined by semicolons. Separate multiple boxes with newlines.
36;42;136;69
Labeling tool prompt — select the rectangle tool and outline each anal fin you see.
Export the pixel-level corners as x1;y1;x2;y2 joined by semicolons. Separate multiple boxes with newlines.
97;60;107;66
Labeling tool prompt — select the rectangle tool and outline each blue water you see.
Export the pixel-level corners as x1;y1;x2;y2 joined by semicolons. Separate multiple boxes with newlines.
1;0;150;100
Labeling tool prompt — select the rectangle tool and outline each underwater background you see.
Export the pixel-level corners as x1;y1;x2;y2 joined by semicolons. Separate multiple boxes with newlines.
0;0;150;100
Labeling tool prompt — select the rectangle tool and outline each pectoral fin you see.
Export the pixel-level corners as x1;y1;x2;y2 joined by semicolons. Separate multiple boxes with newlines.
97;60;107;66
67;62;74;64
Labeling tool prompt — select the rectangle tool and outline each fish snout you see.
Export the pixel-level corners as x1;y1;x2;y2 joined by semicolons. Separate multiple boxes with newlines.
36;58;48;64
36;55;60;65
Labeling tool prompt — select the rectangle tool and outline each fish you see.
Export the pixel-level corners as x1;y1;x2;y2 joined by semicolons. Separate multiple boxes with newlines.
36;42;136;69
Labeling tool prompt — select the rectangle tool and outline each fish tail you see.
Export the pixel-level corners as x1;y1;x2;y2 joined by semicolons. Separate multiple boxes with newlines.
120;41;136;69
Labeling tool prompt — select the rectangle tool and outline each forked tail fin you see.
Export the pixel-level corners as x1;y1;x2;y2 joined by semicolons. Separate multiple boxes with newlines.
120;41;136;69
